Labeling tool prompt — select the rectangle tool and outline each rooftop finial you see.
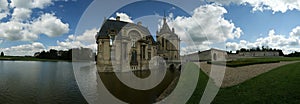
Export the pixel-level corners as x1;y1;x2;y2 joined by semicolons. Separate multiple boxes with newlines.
163;11;166;23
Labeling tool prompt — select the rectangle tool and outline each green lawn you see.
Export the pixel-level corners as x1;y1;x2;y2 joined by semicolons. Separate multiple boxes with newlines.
186;64;210;104
209;57;300;67
188;62;300;104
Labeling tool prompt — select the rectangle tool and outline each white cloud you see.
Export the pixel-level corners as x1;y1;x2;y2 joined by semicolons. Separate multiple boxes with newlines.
0;1;70;41
168;4;242;43
109;12;134;23
181;42;211;55
11;8;32;21
206;0;300;13
0;27;96;56
31;13;70;37
10;0;53;9
0;21;38;41
48;40;84;51
0;13;69;41
290;26;300;37
0;42;46;56
0;0;9;20
48;28;98;51
164;4;242;54
0;0;8;9
226;29;300;54
206;0;243;5
76;28;98;44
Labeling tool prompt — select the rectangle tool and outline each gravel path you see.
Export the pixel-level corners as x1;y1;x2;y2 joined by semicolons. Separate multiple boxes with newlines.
198;61;299;88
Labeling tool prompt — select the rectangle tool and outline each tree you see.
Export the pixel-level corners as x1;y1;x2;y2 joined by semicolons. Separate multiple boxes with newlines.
49;49;58;59
240;48;247;52
278;50;284;56
256;46;261;51
0;52;4;57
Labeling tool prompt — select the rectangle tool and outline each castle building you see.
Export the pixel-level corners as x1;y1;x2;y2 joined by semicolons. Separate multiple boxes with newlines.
182;48;227;62
95;16;180;71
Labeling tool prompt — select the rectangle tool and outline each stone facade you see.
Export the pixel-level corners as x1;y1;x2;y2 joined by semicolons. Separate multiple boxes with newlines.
183;48;227;62
237;51;279;57
96;16;180;71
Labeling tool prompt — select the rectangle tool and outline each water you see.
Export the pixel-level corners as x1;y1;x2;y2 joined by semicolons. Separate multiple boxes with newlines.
98;70;178;104
73;63;179;104
0;61;178;104
0;61;87;104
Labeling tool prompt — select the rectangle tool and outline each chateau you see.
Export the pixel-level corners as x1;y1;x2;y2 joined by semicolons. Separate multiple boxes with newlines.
95;16;180;71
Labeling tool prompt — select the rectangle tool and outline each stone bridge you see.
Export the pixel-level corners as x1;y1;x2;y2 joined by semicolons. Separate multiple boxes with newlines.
165;60;182;70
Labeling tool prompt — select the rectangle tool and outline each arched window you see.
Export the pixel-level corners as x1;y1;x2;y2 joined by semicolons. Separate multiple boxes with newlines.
128;30;140;48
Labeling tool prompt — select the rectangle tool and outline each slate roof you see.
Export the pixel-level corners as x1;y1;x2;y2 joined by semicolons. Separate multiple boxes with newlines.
157;18;179;38
96;19;153;40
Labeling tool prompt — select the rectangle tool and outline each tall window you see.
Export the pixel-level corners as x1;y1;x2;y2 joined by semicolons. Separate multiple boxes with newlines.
142;45;146;59
130;50;138;65
162;38;164;47
148;52;151;60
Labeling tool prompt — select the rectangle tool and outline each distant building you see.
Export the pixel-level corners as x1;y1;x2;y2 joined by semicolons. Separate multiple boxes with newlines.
237;51;279;57
95;16;180;71
183;48;281;62
183;48;227;62
73;48;94;61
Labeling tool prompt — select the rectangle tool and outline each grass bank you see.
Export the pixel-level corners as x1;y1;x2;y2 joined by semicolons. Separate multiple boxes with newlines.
209;57;300;67
188;62;300;103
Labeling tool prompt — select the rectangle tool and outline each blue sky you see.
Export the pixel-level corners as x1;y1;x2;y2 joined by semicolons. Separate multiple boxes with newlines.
0;0;300;56
224;4;300;42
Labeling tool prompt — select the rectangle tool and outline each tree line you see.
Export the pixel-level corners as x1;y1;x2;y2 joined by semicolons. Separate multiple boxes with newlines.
286;52;300;57
226;46;300;57
34;48;95;61
230;46;285;56
35;49;72;60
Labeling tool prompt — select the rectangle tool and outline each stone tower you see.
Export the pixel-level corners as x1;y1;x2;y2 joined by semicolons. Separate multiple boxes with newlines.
96;16;180;71
156;17;180;60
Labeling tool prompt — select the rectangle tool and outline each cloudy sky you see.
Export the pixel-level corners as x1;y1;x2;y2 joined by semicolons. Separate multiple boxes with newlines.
0;0;300;56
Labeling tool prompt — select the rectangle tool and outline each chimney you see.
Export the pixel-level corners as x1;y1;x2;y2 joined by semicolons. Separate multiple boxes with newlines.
116;16;120;21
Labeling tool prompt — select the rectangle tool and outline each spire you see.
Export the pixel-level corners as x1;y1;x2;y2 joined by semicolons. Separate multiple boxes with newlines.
163;11;167;23
159;16;171;34
157;11;176;37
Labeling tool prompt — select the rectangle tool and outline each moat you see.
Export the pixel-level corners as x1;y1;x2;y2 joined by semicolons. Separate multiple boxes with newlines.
0;61;179;103
0;61;87;104
75;62;180;104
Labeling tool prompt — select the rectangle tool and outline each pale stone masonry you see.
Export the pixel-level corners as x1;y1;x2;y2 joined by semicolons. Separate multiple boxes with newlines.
182;48;227;62
95;16;180;71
